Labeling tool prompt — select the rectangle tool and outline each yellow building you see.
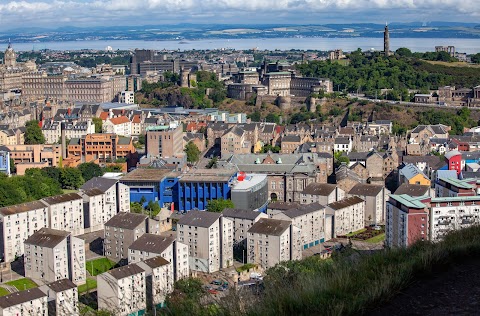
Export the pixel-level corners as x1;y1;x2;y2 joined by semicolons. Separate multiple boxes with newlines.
399;163;431;186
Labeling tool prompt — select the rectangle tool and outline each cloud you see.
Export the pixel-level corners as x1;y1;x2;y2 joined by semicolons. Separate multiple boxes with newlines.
0;0;478;28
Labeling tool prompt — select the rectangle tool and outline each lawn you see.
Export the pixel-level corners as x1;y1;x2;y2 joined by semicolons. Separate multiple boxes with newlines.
5;278;37;291
63;189;78;194
78;278;97;294
0;287;10;297
86;257;116;276
365;233;385;244
236;263;257;273
346;228;367;237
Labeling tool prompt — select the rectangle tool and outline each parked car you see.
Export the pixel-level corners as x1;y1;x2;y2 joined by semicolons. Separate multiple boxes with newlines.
208;289;218;294
211;280;223;285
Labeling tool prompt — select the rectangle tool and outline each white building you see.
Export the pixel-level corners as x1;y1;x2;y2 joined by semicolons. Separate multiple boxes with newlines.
128;233;189;280
24;228;86;285
39;279;79;316
102;116;132;137
176;211;233;273
120;91;135;104
41;193;84;236
0;200;49;263
42;120;96;145
347;183;387;225
269;203;325;249
0;288;48;316
334;137;353;153
97;264;146;316
325;196;365;238
430;196;480;241
300;183;345;205
137;256;172;310
247;218;301;269
222;208;268;247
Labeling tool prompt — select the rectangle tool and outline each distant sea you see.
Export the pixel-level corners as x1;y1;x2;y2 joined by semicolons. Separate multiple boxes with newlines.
11;38;480;53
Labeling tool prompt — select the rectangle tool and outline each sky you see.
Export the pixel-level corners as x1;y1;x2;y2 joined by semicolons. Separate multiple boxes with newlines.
0;0;479;29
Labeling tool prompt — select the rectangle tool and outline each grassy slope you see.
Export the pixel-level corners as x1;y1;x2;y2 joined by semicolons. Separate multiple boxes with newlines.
244;226;480;316
0;287;9;297
5;278;37;291
86;257;116;276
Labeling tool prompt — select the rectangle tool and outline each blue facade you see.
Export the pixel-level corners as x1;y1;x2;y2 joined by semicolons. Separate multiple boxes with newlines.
0;151;10;176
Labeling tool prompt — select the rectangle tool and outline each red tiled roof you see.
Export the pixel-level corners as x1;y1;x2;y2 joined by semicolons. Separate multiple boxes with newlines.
132;115;142;124
109;116;130;125
99;112;109;120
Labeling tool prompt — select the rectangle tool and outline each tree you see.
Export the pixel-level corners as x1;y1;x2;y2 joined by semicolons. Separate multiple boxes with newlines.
24;120;45;144
78;163;104;182
265;113;280;124
60;167;84;189
146;201;161;217
396;47;412;57
92;117;103;133
185;141;201;164
248;111;261;122
334;151;350;168
9;158;16;174
472;53;480;64
206;157;218;169
42;166;61;183
137;134;146;145
130;202;144;214
206;198;234;213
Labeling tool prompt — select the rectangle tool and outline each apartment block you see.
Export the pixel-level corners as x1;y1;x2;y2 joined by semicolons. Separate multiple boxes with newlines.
0;200;49;263
325;196;365;239
386;194;430;248
300;183;345;205
137;256;172;310
146;124;184;158
435;177;477;198
247;218;302;269
269;203;325;249
41;120;95;145
176;211;233;273
42;193;84;236
347;183;387;225
222;208;268;247
0;288;48;316
24;228;86;285
39;279;79;316
128;233;189;280
97;264;146;316
5;144;62;175
104;212;149;263
103;116;132;137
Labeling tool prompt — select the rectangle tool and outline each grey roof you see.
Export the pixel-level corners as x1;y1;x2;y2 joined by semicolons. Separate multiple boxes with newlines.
399;163;427;180
228;153;319;175
247;218;291;236
209;122;230;131
268;201;300;211
129;234;174;254
0;200;47;216
327;196;364;210
118;137;131;145
347;152;370;160
282;135;301;143
281;203;324;218
335;137;351;145
0;288;46;308
402;155;444;170
302;183;336;196
142;256;170;269
107;263;145;280
24;228;70;248
42;193;82;205
45;279;77;293
222;208;264;220
81;177;118;193
104;212;147;229
227;126;244;137
394;183;430;197
348;183;384;196
177;210;221;228
82;188;105;197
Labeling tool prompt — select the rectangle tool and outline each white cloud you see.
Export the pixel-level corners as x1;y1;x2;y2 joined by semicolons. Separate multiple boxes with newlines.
0;0;478;28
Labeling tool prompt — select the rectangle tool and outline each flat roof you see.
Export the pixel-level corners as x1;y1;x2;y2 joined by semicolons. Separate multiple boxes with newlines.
432;195;480;203
388;194;428;208
438;177;476;189
232;174;267;191
178;169;235;183
121;168;173;182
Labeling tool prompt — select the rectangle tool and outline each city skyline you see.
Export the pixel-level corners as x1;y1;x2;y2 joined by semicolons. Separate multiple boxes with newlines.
0;0;479;29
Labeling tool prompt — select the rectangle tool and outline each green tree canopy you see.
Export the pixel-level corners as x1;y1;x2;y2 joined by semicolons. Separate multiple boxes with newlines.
24;120;45;144
185;141;201;163
334;152;350;168
78;163;104;182
60;167;84;190
92;117;103;133
207;198;234;213
146;201;161;217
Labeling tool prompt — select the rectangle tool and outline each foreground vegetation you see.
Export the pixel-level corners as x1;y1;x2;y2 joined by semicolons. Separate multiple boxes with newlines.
163;225;480;316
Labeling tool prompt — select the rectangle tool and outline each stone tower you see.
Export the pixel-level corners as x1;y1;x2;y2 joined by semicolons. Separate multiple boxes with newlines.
384;23;391;57
4;41;16;68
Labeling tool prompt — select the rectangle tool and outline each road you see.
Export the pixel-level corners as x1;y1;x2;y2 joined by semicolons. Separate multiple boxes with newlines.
348;94;480;110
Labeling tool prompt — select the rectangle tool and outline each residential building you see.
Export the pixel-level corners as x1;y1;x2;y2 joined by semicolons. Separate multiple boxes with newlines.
0;288;48;316
128;234;189;280
444;150;462;175
222;208;268;247
398;163;431;186
176;211;233;273
146;124;183;158
334;137;353;153
120;91;135;104
5;144;62;175
221;126;251;158
137;256;172;310
42;193;84;236
24;228;86;285
247;218;301;268
435;177;477;198
0;200;49;263
300;183;345;205
39;279;79;316
0;150;10;176
97;264;146;316
269;203;325;249
41;120;95;145
80;177;131;233
325;196;365;239
104;212;149;263
347;183;387;225
386;194;429;247
394;183;432;197
103;116;132;137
